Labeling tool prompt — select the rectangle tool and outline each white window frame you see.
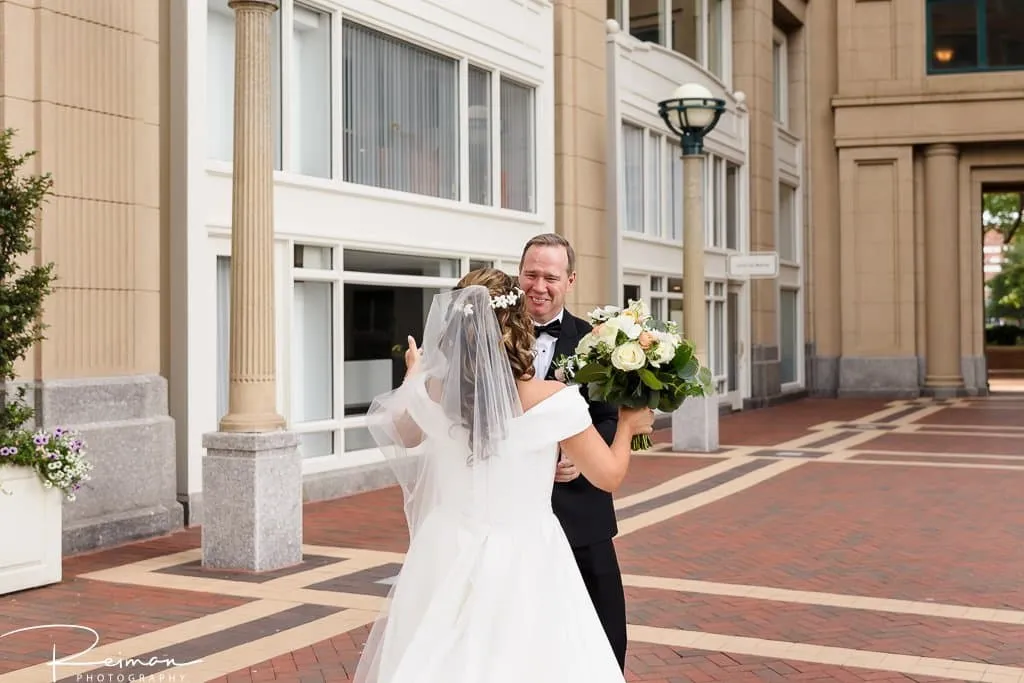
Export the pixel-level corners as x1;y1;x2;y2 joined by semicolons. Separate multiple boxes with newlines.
204;0;542;215
288;241;343;466
776;180;800;265
620;120;685;244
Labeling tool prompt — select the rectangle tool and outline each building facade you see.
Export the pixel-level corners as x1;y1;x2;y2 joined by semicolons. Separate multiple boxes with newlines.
2;0;1023;552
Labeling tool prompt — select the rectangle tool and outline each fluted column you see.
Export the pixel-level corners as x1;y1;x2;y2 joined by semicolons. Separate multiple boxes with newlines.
220;0;285;432
922;143;964;394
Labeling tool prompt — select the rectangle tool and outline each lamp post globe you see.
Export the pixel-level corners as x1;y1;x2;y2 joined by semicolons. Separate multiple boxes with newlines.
657;82;726;155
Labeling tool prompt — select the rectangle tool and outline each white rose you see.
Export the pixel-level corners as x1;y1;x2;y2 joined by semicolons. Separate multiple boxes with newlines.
575;333;599;356
588;305;621;322
592;324;618;347
610;342;647;372
605;314;642;340
649;332;678;366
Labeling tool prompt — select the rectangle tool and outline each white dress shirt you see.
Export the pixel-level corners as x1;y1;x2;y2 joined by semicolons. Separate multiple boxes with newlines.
532;309;565;380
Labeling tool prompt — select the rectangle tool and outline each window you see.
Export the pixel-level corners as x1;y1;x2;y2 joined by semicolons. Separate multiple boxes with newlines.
650;276;684;333
207;0;282;168
647;133;663;236
342;21;460;200
623;284;642;308
623;123;645;233
773;31;787;126
291;4;332;178
725;162;740;250
706;0;725;79
216;256;231;422
927;0;1024;73
500;77;536;212
292;245;337;458
611;0;730;79
668;142;683;241
342;251;460;452
468;67;492;206
707;156;725;248
706;281;726;394
777;183;798;262
779;288;799;385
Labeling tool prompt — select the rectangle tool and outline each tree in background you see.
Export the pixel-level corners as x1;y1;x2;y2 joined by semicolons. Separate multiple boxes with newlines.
0;128;57;435
984;191;1022;245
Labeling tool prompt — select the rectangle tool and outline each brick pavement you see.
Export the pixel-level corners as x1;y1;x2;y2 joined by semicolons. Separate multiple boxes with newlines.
2;395;1024;682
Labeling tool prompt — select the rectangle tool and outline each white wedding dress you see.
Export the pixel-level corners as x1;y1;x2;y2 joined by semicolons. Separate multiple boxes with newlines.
352;378;627;683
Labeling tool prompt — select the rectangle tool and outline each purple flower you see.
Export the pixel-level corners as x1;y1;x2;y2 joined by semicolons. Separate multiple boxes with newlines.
0;447;10;457
54;427;65;437
71;440;82;451
33;433;49;446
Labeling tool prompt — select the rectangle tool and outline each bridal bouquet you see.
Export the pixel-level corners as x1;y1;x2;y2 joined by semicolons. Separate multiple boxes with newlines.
553;299;713;451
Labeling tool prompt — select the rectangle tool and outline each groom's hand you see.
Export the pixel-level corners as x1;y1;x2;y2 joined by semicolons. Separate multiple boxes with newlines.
554;456;580;483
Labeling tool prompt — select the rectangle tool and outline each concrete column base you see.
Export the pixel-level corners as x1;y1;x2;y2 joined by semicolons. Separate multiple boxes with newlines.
671;395;720;453
201;430;302;572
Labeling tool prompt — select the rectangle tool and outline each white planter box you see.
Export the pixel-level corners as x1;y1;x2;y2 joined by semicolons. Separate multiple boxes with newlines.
0;465;62;595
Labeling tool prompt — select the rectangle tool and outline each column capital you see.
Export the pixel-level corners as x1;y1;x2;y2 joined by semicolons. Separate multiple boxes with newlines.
923;143;959;159
228;0;280;11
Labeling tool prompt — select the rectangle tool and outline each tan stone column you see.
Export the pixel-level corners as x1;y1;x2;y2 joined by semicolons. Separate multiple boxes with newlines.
922;143;964;394
220;0;285;432
683;154;707;364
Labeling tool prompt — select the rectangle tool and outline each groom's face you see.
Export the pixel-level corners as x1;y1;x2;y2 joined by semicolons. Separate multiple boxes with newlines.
519;245;575;323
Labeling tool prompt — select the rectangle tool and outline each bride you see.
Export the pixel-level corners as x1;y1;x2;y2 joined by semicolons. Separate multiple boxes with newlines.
353;268;654;683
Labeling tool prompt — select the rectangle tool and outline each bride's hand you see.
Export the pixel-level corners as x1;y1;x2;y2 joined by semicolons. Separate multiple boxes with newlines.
618;407;654;436
404;336;423;377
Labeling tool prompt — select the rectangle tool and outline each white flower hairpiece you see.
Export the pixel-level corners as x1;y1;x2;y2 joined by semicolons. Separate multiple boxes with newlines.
490;287;524;310
462;303;474;316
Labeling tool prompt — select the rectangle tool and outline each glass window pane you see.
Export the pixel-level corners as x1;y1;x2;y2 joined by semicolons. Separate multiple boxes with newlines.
294;244;333;269
651;276;664;292
500;77;536;212
928;0;979;71
669;299;684;333
727;291;739;392
216;256;231;422
468;66;492;206
986;0;1024;69
292;4;332;178
623;123;644;233
207;0;282;168
343;250;460;277
780;289;798;384
344;426;377;453
647;134;662;236
630;0;662;44
714;300;725;376
623;284;642;307
669;0;699;58
773;39;785;123
726;162;739;250
469;259;494;271
344;284;441;417
669;142;683;240
711;157;723;247
668;277;683;293
707;0;724;78
300;432;335;458
293;281;334;424
342;21;459;199
778;183;797;262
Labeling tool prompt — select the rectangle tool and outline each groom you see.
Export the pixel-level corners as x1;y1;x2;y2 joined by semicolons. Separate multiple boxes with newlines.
519;232;627;671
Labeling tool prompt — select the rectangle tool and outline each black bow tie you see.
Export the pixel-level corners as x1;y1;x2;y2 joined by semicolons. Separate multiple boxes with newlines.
535;319;561;338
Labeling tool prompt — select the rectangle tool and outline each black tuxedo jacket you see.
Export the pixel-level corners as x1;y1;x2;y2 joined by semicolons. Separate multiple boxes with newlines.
547;309;620;548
